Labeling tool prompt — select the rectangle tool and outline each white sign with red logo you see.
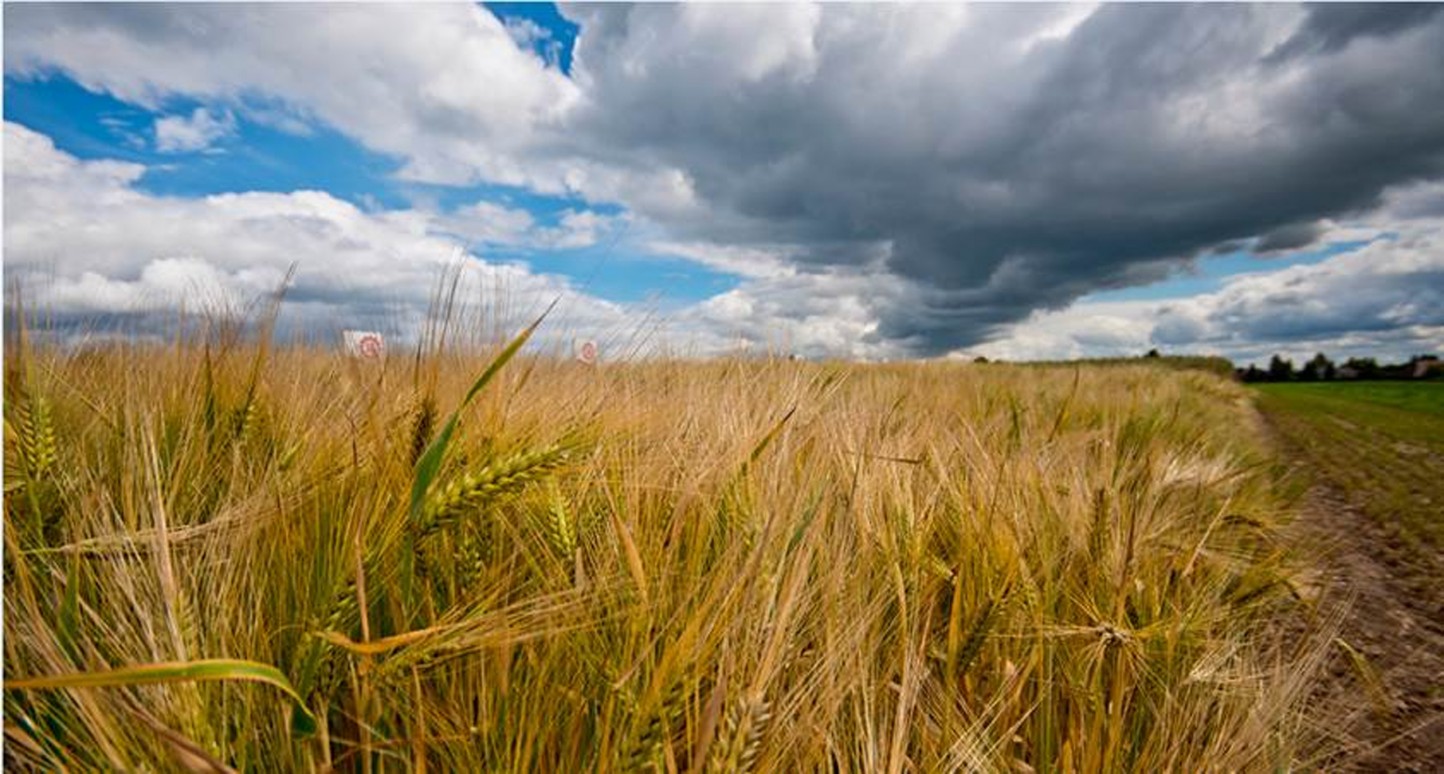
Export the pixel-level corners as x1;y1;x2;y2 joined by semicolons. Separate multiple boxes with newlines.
574;338;599;366
343;330;386;360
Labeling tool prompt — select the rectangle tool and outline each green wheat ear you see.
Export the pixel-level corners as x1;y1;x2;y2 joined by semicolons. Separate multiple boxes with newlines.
416;444;573;539
543;479;577;558
409;304;553;524
625;677;689;772
456;526;491;586
708;696;771;774
15;389;57;482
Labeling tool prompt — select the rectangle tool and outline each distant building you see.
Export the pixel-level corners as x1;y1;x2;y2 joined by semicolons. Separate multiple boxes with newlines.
1336;365;1359;380
1414;356;1441;379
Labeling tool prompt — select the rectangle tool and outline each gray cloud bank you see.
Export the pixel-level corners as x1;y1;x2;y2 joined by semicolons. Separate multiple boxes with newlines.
6;3;1444;356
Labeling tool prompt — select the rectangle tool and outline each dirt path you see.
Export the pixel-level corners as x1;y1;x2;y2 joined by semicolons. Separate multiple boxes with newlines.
1291;482;1444;771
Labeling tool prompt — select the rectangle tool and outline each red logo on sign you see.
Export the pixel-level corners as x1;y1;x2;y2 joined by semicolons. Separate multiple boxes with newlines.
358;334;382;359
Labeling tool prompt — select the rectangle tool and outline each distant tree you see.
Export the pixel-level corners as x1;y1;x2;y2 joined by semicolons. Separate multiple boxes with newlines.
1343;357;1380;379
973;355;990;364
1380;360;1414;379
1145;348;1161;359
1239;365;1267;383
1303;352;1334;381
1268;354;1294;382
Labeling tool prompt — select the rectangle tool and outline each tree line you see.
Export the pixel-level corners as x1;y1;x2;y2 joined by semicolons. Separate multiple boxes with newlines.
1236;353;1442;382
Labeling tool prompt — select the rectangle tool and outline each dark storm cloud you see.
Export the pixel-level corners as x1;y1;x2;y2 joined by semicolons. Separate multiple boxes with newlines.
563;3;1444;354
1266;3;1444;61
1255;222;1325;254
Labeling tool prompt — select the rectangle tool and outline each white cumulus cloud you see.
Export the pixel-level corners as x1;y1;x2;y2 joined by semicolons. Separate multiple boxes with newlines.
153;107;236;153
3;122;631;346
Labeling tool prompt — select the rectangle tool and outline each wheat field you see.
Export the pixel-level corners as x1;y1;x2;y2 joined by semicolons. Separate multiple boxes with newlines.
4;303;1335;771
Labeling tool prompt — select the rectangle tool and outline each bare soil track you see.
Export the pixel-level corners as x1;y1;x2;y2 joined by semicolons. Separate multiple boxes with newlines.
1283;463;1444;771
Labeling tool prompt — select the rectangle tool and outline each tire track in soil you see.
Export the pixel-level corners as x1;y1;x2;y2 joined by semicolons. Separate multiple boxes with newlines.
1280;461;1444;771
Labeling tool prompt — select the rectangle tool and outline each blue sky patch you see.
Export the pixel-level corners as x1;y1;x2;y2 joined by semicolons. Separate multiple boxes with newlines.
6;75;155;163
484;3;580;74
402;178;623;221
521;248;741;306
6;74;411;208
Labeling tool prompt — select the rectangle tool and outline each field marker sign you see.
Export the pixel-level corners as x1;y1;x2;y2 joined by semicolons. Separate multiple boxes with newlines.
343;330;386;360
574;338;598;365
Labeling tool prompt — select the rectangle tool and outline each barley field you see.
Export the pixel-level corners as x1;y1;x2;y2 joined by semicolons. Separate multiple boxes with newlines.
4;310;1333;771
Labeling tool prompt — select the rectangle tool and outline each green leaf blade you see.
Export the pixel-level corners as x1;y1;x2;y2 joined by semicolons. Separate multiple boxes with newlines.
6;658;318;738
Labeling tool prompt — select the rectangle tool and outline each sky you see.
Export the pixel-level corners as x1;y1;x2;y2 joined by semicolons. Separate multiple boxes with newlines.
4;2;1444;366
